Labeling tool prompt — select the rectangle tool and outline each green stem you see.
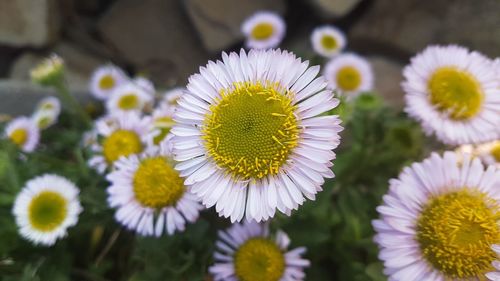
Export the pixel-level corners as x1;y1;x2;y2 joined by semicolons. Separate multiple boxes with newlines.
53;78;92;128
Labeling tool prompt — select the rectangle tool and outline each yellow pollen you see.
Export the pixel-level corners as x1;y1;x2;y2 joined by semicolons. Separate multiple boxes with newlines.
251;23;274;40
234;238;286;281
99;74;115;90
428;67;483;120
133;157;185;209
416;189;500;278
321;35;338;50
28;191;68;232
102;130;143;164
118;94;139;110
490;142;500;163
336;66;362;91
9;128;28;146
202;82;299;180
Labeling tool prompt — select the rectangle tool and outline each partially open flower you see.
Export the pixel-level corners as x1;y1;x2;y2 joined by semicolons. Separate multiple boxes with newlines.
30;54;64;86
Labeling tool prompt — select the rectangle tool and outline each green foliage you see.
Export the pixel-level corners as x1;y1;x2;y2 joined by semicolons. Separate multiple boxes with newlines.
0;94;426;281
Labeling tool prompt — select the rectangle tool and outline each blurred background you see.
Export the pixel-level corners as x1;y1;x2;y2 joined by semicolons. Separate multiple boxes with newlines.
1;0;499;115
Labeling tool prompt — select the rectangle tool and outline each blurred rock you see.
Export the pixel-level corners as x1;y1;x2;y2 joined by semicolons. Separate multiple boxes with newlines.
308;0;363;19
98;0;209;86
0;0;61;47
183;0;285;51
350;0;500;58
368;56;405;110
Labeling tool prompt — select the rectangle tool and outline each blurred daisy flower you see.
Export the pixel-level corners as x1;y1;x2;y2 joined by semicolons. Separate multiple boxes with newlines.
162;87;185;109
241;11;286;50
476;140;500;168
171;49;342;222
147;105;176;146
4;116;40;152
31;96;61;129
106;142;203;236
89;64;127;100
107;81;154;114
311;25;346;58
373;151;500;281
402;45;500;145
30;54;64;86
324;53;374;98
210;221;309;281
13;174;82;246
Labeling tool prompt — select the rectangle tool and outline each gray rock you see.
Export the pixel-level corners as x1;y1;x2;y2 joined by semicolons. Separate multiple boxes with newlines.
368;56;405;110
308;0;363;19
350;0;500;58
98;0;210;86
183;0;285;51
0;0;61;47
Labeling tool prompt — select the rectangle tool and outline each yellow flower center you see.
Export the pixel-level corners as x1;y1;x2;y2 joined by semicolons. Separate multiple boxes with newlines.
202;82;299;180
117;94;139;110
28;191;68;232
320;35;338;50
491;142;500;162
153;116;175;145
234;238;286;281
102;130;143;164
416;189;500;278
133;157;185;209
428;67;483;120
37;116;53;129
99;74;116;90
9;128;28;146
251;23;274;40
336;66;362;91
40;102;54;111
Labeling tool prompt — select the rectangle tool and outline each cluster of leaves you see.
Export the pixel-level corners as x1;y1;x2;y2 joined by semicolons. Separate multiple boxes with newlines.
0;94;427;281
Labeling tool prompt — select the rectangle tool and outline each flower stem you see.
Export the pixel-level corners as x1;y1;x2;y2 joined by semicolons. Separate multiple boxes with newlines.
53;79;92;128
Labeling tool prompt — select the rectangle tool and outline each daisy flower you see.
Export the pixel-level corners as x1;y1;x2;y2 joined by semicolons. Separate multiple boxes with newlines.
402;45;500;145
311;25;346;58
107;81;154;114
373;151;500;281
88;112;151;173
32;96;61;130
210;221;310;281
171;49;343;222
106;142;203;236
476;141;500;168
324;53;374;97
12;174;82;246
4;116;40;152
89;64;127;100
147;105;176;146
34;96;61;117
241;11;286;50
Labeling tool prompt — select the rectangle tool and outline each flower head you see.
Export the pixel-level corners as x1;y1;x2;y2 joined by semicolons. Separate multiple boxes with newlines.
241;11;286;50
107;81;154;114
30;54;64;86
324;53;374;98
311;25;346;58
4;117;40;152
89;64;128;100
32;96;61;129
476;140;500;168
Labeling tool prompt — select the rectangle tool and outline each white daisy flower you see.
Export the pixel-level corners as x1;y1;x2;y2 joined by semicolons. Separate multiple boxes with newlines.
107;81;154;114
311;25;346;58
4;117;40;152
210;221;310;281
373;151;500;281
31;110;58;130
171;49;343;222
89;64;127;100
241;11;286;50
147;105;176;146
12;174;82;246
402;45;500;145
34;96;61;117
162;87;185;109
486;245;500;280
106;142;203;236
88;112;152;173
476;141;500;168
324;53;374;97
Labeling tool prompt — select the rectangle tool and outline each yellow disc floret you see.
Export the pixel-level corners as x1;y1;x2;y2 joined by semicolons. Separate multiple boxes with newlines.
428;67;483;120
9;128;28;146
29;191;68;232
133;157;185;209
234;238;286;281
102;130;143;164
202;82;299;180
336;66;362;91
416;189;500;278
321;35;337;50
99;74;115;90
118;94;139;110
251;23;274;40
490;142;500;162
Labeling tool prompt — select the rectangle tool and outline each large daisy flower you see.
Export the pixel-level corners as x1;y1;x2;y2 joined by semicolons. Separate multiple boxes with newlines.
13;174;82;246
311;25;346;58
373;151;500;280
241;11;286;50
402;45;500;145
88;112;152;173
171;49;342;222
107;81;154;114
210;221;309;281
106;142;203;236
324;53;374;98
89;64;127;100
4;116;40;152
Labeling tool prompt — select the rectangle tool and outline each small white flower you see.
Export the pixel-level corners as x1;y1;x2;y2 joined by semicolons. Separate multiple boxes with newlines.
106;143;203;236
476;140;500;168
89;64;127;100
311;25;346;58
210;221;310;281
12;174;82;246
241;11;286;50
146;105;176;146
107;81;154;114
324;53;374;97
4;117;40;152
34;96;61;117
